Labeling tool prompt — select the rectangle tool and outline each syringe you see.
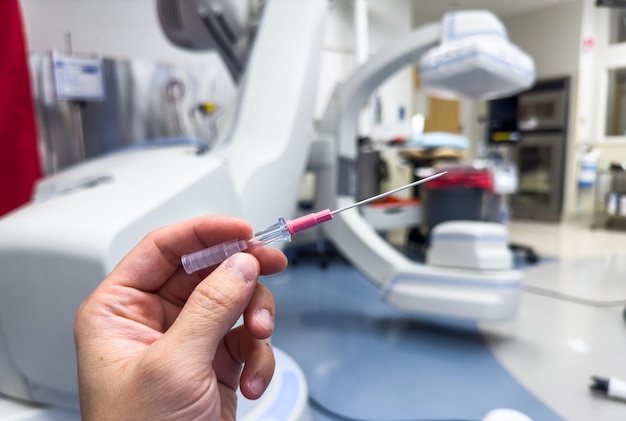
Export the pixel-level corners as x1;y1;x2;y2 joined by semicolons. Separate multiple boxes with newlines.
181;171;447;274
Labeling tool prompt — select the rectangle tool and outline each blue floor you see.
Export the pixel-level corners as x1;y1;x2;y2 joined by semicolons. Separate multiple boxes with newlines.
264;256;564;421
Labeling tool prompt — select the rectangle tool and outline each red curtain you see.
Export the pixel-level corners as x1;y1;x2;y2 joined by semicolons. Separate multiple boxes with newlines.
0;0;41;217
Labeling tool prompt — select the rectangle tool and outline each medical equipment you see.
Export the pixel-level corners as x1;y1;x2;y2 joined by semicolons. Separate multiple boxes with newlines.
426;221;513;270
419;11;534;101
312;9;529;323
158;0;262;82
182;172;446;273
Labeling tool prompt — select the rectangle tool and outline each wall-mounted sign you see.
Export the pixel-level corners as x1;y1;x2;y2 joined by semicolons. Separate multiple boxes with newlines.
52;51;105;101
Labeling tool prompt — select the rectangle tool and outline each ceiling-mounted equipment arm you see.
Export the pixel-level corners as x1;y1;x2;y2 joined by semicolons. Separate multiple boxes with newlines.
157;0;264;82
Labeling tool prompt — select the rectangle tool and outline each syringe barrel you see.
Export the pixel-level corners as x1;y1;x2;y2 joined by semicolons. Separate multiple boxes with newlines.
182;239;249;274
181;218;292;274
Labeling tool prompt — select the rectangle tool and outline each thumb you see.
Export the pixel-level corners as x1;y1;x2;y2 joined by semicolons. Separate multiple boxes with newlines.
163;253;260;361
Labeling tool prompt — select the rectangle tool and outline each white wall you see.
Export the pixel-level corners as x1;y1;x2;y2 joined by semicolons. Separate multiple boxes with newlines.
580;4;626;147
19;0;235;104
571;3;626;217
21;0;220;65
314;0;415;201
504;2;583;80
316;0;413;134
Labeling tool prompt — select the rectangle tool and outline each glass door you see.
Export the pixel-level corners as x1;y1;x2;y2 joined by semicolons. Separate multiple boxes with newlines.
512;134;565;221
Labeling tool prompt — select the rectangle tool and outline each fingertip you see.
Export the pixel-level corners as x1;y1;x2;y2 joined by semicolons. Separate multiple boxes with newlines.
223;253;259;283
250;247;288;275
244;283;276;339
253;308;274;333
235;337;275;400
246;375;268;399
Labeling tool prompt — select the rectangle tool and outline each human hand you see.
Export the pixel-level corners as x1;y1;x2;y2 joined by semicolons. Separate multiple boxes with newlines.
74;215;287;420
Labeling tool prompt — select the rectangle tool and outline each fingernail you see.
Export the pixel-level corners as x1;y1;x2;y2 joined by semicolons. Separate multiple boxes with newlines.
224;253;257;283
249;375;266;396
254;308;274;331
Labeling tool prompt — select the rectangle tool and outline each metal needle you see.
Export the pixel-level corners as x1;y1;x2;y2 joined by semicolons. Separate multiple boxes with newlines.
331;171;447;215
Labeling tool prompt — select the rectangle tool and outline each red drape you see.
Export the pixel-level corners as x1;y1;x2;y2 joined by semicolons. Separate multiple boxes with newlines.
425;169;494;193
0;0;41;217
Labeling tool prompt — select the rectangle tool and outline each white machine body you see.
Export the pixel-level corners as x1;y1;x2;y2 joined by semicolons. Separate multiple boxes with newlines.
427;221;514;270
419;10;535;100
322;197;522;321
0;148;242;407
384;268;522;321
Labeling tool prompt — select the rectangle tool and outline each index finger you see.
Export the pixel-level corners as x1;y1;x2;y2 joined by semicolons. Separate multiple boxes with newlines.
106;215;253;292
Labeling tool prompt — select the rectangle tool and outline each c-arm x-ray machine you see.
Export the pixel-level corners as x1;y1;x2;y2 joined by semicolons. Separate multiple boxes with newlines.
0;0;534;410
313;22;527;321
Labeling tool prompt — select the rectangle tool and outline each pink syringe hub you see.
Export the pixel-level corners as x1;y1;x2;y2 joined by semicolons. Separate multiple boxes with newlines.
286;209;333;235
